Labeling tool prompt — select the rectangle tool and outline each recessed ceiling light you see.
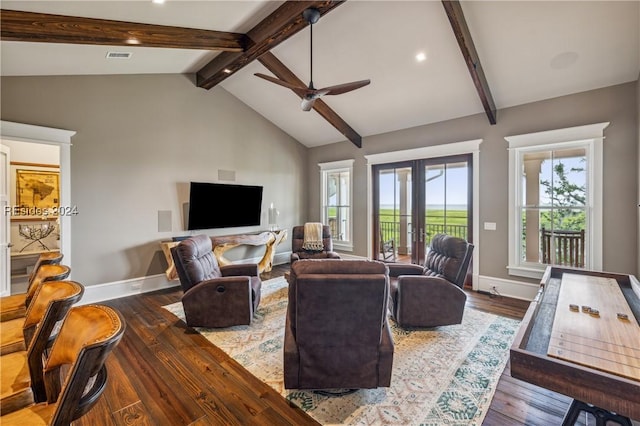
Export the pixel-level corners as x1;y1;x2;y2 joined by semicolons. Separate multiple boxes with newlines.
152;0;165;4
416;52;427;62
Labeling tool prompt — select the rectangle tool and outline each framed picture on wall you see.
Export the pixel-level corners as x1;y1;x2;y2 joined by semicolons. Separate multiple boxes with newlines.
15;168;60;216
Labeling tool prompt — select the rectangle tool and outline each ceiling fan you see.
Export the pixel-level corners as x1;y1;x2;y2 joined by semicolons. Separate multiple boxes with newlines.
254;8;371;112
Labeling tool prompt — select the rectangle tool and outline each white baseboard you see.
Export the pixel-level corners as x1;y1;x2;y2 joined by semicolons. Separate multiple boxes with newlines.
477;275;539;301
79;273;179;305
82;253;540;304
80;251;293;304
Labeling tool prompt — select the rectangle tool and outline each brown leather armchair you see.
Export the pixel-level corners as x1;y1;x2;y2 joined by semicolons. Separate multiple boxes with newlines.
290;225;340;264
171;234;261;328
387;233;474;328
284;259;394;390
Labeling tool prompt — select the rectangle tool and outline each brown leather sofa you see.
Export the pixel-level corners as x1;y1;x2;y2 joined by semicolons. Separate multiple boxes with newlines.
387;233;474;328
171;234;261;328
290;225;341;264
284;259;394;390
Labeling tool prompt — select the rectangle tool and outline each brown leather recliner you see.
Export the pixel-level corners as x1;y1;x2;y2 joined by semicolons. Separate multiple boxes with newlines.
387;233;474;328
171;234;261;328
289;225;341;264
284;259;394;390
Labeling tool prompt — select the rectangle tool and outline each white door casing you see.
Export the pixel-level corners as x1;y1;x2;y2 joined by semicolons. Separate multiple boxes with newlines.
1;144;10;296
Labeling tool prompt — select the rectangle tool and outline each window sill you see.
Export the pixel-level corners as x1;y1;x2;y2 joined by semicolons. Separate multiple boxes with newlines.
507;265;545;280
333;242;353;252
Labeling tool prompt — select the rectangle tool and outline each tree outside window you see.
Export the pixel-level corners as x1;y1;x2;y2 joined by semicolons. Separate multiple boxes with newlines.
507;122;606;279
521;148;586;267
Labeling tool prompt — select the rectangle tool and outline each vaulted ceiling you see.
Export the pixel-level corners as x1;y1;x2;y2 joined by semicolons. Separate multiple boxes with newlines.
1;1;639;148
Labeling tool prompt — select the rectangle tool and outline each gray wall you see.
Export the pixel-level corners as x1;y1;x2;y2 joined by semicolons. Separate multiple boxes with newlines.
2;74;638;286
308;82;639;282
1;74;308;286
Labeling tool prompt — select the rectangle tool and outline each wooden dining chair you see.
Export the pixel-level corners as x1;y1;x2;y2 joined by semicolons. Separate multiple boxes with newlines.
0;281;84;414
1;264;70;322
27;253;64;285
1;279;84;356
0;304;125;425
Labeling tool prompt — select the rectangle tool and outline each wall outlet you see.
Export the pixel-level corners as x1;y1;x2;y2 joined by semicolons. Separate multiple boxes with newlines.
490;285;501;298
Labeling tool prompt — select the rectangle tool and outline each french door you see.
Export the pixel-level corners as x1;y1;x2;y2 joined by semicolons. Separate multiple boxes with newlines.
373;154;472;265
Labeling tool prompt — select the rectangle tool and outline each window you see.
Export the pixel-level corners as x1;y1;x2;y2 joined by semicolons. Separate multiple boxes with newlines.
319;159;354;251
506;123;608;279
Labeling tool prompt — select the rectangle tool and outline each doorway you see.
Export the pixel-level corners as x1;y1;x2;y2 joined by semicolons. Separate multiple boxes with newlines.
373;154;472;265
0;121;75;296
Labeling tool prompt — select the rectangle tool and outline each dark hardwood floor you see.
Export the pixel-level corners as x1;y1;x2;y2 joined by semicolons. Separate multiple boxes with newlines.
73;264;578;426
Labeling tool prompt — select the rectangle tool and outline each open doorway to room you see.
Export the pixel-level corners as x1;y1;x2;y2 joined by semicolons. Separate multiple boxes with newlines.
2;140;61;294
1;121;74;297
373;154;473;266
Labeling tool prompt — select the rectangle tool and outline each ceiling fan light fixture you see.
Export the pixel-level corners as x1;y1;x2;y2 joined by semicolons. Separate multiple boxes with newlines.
254;7;370;112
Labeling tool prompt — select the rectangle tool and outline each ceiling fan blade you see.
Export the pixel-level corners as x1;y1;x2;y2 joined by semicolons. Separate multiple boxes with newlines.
254;73;307;92
319;79;371;96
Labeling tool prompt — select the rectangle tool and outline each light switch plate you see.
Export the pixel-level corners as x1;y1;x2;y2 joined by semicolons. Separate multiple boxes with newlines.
484;222;497;231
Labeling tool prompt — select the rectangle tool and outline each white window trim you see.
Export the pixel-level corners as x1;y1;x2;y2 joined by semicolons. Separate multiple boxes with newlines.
319;159;354;251
506;122;609;279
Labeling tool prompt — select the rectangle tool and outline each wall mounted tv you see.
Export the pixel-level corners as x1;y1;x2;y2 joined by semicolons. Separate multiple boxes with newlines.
187;182;263;230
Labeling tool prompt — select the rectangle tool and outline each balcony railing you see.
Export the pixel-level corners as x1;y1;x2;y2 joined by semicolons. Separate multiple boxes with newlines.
380;221;468;248
540;227;585;267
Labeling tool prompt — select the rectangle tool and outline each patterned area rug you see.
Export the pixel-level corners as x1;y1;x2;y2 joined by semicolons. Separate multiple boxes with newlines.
164;277;520;425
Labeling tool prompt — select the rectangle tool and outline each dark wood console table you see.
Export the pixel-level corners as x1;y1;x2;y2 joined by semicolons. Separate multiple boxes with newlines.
510;266;640;424
160;230;287;280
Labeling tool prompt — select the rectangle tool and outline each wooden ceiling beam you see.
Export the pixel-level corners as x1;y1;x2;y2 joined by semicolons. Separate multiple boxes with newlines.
441;0;497;125
0;9;246;51
196;1;345;90
258;51;362;148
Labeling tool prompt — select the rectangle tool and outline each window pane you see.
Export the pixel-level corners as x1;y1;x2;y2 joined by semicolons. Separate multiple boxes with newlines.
334;206;349;240
537;148;586;208
324;169;351;243
520;147;587;268
520;207;544;263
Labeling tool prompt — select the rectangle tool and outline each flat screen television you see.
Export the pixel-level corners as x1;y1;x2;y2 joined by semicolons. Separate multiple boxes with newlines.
187;182;263;230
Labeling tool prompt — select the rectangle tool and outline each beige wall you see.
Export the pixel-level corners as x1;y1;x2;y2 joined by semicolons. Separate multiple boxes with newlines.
1;74;308;286
637;75;640;277
308;82;639;282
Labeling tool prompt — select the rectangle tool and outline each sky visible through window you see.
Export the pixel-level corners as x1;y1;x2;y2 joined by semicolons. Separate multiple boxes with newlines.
379;165;468;209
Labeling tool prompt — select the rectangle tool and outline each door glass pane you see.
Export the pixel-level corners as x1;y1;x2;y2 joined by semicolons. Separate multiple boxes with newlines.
424;161;469;247
377;167;412;262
